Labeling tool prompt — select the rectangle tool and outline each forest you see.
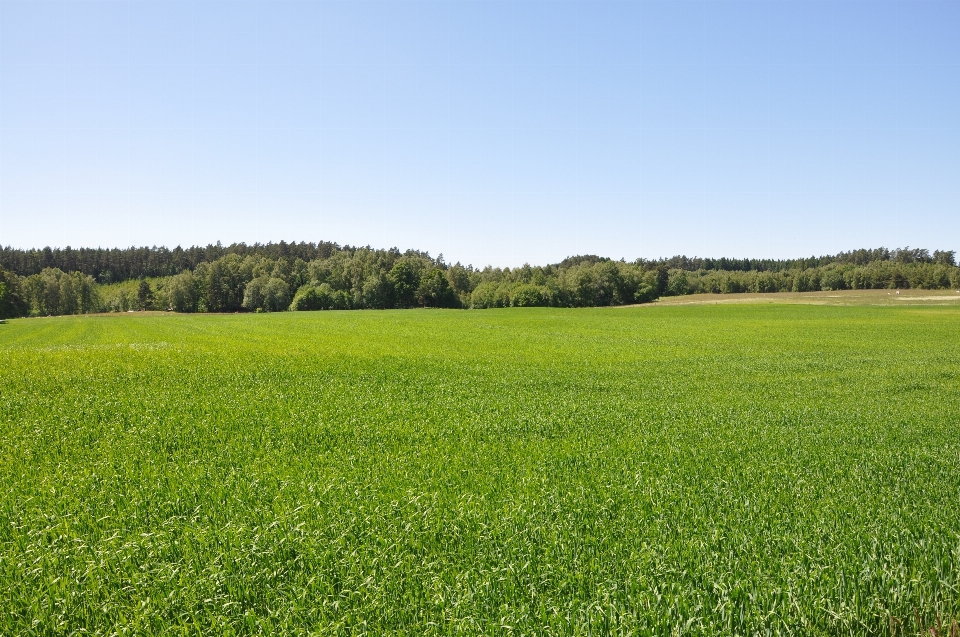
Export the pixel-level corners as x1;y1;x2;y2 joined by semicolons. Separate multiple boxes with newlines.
1;243;958;318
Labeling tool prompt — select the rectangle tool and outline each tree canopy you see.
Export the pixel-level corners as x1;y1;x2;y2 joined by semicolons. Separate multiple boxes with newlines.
1;243;957;318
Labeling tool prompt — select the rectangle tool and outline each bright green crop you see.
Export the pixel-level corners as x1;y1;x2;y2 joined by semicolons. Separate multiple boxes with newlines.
1;305;958;635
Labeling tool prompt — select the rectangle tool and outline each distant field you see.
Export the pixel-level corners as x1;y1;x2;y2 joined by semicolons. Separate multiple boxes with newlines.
652;288;960;307
2;305;959;635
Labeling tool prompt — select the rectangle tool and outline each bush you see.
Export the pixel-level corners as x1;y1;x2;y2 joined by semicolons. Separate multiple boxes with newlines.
290;283;351;311
290;283;333;311
290;285;318;311
511;284;551;307
634;284;658;304
243;276;291;312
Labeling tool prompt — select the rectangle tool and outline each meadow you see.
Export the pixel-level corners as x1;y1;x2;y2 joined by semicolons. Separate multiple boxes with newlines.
1;303;959;635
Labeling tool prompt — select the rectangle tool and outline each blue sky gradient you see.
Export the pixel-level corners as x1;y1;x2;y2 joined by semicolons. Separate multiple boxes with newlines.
1;1;958;267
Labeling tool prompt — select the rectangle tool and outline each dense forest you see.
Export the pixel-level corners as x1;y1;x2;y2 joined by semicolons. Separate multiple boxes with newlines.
1;243;957;318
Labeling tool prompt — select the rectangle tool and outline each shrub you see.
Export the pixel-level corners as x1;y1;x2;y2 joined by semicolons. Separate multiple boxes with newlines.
243;276;291;312
290;283;334;311
634;284;658;304
511;284;551;307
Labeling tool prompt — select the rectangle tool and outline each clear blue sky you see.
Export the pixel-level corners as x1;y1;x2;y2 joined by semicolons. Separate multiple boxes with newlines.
1;1;957;267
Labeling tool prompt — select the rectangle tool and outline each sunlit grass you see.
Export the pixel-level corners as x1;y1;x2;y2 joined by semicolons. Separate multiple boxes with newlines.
2;305;959;635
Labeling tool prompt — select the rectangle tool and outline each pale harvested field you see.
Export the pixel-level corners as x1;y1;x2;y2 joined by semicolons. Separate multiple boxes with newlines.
649;288;960;307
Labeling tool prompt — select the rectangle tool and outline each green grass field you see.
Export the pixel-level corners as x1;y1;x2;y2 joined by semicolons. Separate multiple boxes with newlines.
2;304;959;635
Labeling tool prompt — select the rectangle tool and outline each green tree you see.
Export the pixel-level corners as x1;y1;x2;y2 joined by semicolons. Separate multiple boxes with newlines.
77;273;99;313
361;274;394;309
290;283;334;311
0;267;27;318
654;266;669;296
137;279;153;311
289;282;351;311
446;264;474;298
43;272;61;315
243;276;290;312
59;274;78;314
666;271;690;296
721;274;747;294
469;282;498;309
560;264;594;307
634;283;658;303
417;269;459;308
819;268;846;291
202;255;247;312
165;271;199;312
755;272;777;293
511;284;551;307
792;270;813;292
389;260;421;308
242;276;268;311
262;278;291;312
933;250;956;266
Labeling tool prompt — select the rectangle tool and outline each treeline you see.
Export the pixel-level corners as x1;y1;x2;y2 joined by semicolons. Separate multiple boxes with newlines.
0;241;344;282
1;244;958;319
3;243;956;280
0;248;669;317
653;247;958;273
671;259;960;295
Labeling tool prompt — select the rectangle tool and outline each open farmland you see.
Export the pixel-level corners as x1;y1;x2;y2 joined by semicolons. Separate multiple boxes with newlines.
2;305;959;635
651;288;960;307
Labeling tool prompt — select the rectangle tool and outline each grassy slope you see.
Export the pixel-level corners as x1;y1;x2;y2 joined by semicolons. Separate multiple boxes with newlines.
1;306;959;635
